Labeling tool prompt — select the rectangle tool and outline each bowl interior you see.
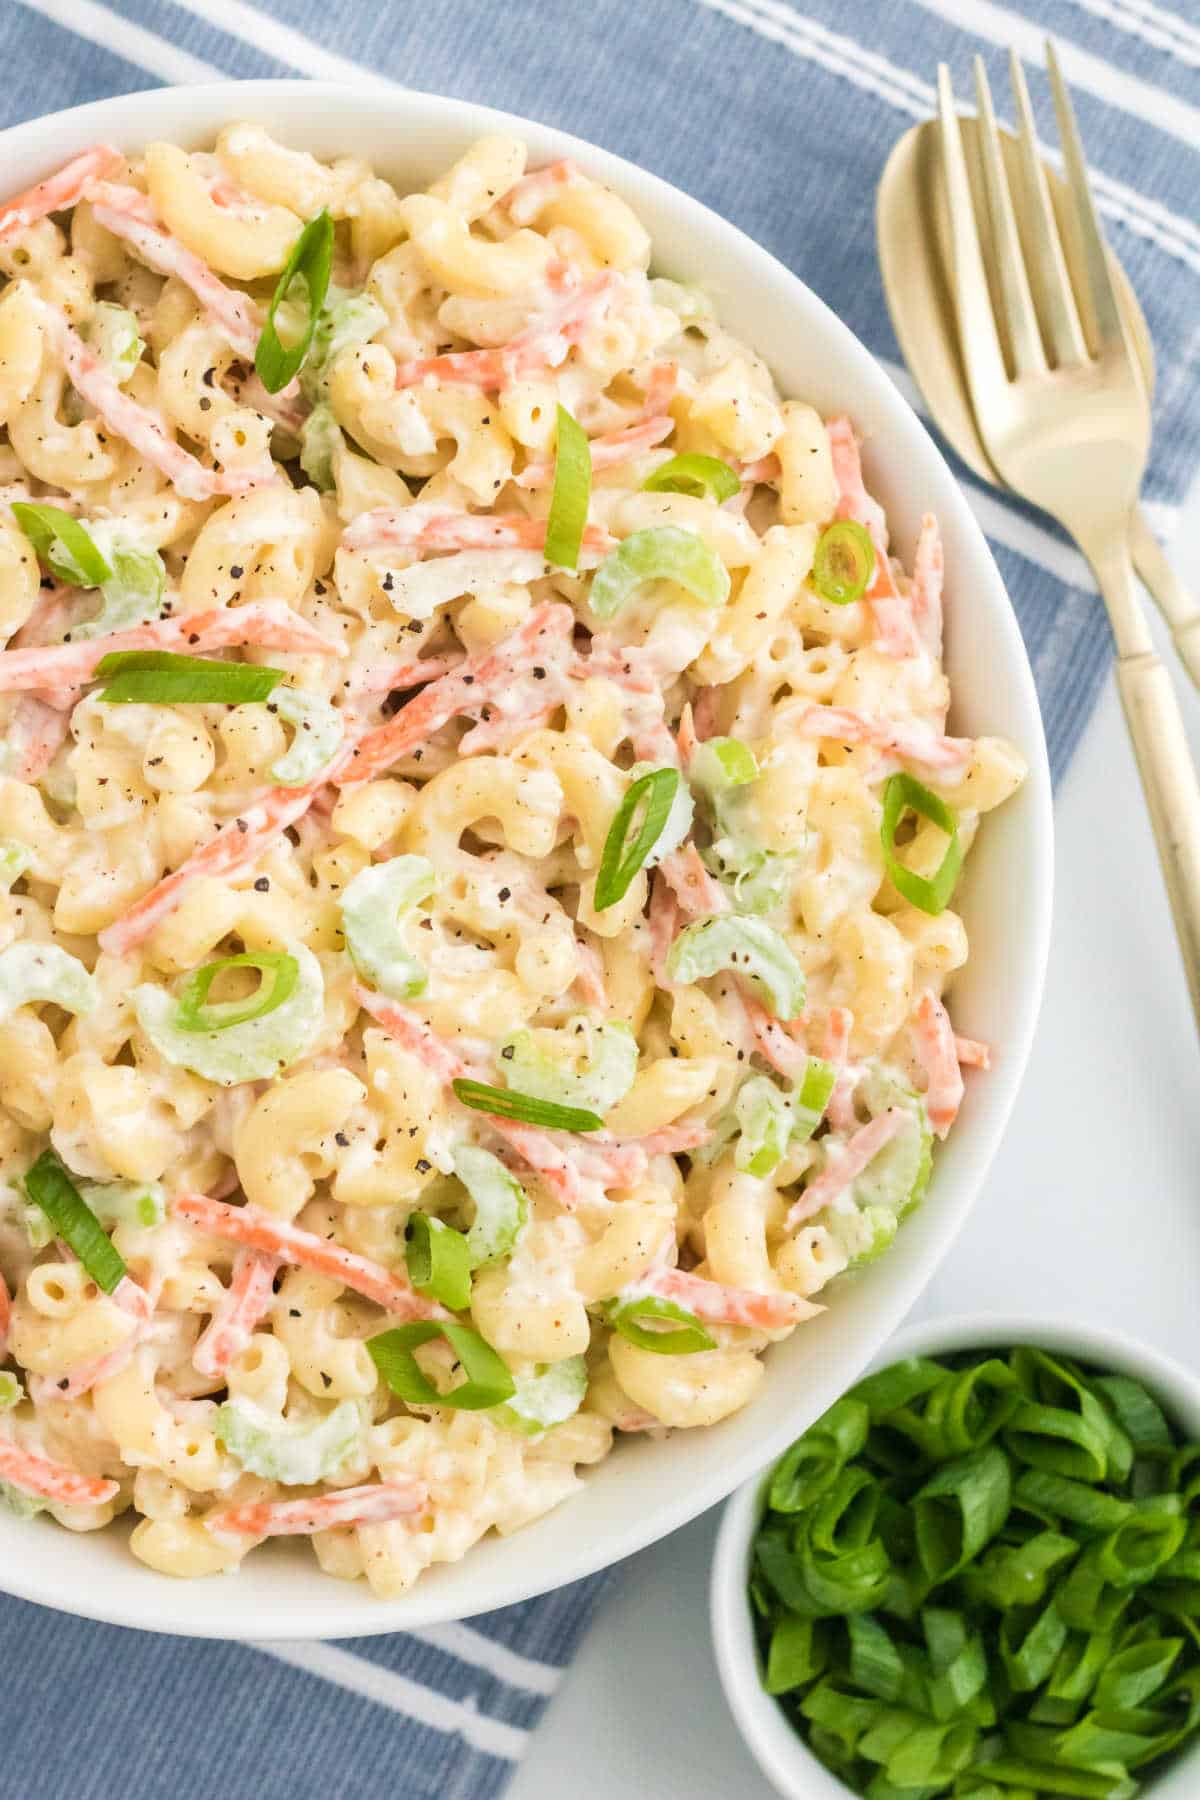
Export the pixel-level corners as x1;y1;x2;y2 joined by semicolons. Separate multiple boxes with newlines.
712;1314;1200;1800
0;84;1052;1638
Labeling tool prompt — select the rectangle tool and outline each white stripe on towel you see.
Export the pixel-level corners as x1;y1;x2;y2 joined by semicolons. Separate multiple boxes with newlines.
255;1640;530;1759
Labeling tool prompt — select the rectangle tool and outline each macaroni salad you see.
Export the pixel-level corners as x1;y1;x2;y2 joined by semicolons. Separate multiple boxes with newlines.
0;129;1025;1593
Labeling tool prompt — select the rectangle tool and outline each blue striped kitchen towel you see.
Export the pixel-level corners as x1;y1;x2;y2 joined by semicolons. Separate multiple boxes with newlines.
0;2;1197;1796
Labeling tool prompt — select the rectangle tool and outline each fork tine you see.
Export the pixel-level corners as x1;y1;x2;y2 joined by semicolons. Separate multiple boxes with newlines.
1045;38;1124;348
935;64;1010;416
971;55;1046;378
1008;49;1089;369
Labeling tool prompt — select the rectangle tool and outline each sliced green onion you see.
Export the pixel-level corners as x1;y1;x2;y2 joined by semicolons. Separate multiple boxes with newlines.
770;1397;869;1513
627;759;695;868
811;519;876;605
589;525;730;620
689;735;758;797
544;404;591;572
174;952;299;1033
134;943;323;1085
451;1079;602;1133
24;1149;126;1294
665;913;806;1019
914;1445;1012;1587
491;1356;588;1436
405;1213;472;1313
11;502;112;588
604;1292;715;1355
255;208;334;394
750;1346;1200;1798
642;453;739;503
764;1615;829;1695
268;687;344;786
340;854;436;1001
880;772;963;916
500;1016;637;1115
216;1397;359;1485
96;650;285;707
452;1145;528;1267
368;1321;515;1411
594;767;680;912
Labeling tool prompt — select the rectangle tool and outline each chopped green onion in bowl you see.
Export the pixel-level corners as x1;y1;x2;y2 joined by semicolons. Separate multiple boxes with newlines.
739;1342;1200;1800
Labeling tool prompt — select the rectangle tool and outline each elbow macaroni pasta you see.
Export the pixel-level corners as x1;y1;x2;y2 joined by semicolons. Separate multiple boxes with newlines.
0;127;1025;1590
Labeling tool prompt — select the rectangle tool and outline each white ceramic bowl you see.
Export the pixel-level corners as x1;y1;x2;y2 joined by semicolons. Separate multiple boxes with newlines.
712;1313;1200;1800
0;84;1052;1639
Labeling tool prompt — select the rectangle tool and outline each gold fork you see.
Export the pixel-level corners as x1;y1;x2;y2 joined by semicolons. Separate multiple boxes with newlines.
938;46;1200;1034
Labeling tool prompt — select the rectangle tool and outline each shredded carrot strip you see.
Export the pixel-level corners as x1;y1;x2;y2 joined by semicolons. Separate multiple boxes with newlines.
823;1006;860;1132
647;872;681;991
954;1033;991;1070
0;1270;9;1359
206;1479;426;1541
573;936;607;1009
911;512;944;658
343;504;615;561
634;1122;713;1156
87;184;262;362
516;414;674;489
739;453;780;485
913;990;965;1138
335;602;572;787
393;271;620;391
38;302;280;502
0;601;342;693
674;701;698;767
784;1109;908;1231
789;704;971;778
348;654;461;699
659;844;724;918
97;744;352;956
193;1250;279;1380
171;1193;444;1320
0;1435;120;1506
645;1265;804;1331
5;696;70;780
353;985;593;1208
504;159;581;226
827;416;922;659
27;1275;158;1403
742;992;810;1083
0;145;123;245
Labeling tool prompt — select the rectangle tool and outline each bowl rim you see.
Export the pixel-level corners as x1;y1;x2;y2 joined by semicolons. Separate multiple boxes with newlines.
710;1312;1200;1800
0;79;1053;1639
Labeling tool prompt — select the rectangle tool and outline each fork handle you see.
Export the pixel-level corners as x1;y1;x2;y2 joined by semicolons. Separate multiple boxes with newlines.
1117;649;1200;1033
1131;508;1200;693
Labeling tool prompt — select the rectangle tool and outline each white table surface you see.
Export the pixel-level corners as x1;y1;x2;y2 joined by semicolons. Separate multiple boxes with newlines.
510;471;1200;1800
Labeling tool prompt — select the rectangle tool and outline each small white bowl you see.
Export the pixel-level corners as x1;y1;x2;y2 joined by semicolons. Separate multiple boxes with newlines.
0;86;1051;1640
712;1312;1200;1800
